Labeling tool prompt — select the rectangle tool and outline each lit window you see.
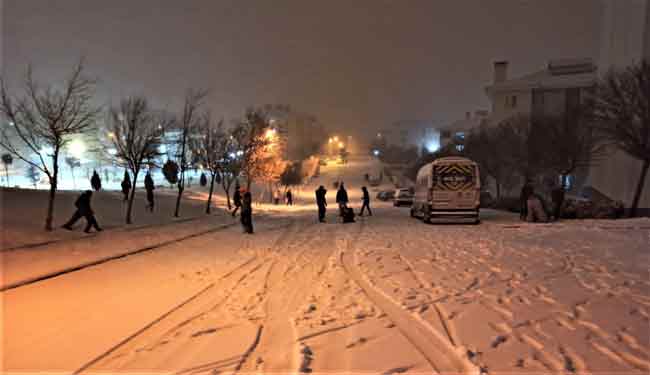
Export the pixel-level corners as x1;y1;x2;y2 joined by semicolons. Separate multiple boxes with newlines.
456;144;465;152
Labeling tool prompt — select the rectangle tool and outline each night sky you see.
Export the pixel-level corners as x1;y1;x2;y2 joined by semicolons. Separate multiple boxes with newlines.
3;1;601;135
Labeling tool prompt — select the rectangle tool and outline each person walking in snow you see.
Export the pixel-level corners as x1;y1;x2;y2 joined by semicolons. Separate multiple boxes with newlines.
121;171;131;202
232;183;242;217
241;190;254;234
519;180;533;220
359;186;372;216
273;188;281;205
144;171;155;212
62;190;102;233
551;182;565;221
336;182;349;217
526;187;548;223
286;189;293;206
315;185;327;222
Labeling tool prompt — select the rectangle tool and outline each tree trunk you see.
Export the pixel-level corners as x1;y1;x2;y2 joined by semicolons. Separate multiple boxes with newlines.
223;180;232;210
4;164;8;186
175;168;185;218
126;170;139;224
45;150;60;231
630;159;650;217
206;172;216;214
45;177;57;231
174;183;183;218
495;180;501;201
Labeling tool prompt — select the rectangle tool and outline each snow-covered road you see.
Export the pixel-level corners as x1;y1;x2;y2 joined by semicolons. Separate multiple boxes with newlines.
2;157;649;374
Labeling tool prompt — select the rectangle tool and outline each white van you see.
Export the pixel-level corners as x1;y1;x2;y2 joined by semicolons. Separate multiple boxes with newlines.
411;156;481;223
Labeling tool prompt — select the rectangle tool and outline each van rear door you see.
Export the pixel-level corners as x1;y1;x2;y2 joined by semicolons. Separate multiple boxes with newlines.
432;163;478;208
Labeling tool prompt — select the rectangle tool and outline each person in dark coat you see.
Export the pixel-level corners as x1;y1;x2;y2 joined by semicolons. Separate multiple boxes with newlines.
336;182;349;217
551;183;565;221
359;186;372;216
240;191;254;234
62;190;102;233
315;185;327;222
519;181;533;220
526;187;549;223
232;183;242;217
144;171;155;212
286;189;293;206
121;172;131;202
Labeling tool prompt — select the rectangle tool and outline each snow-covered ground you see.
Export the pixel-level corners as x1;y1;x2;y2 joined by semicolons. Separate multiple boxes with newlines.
2;156;649;374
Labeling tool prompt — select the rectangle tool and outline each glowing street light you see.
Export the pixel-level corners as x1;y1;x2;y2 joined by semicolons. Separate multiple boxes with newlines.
68;139;86;159
333;136;339;142
265;128;276;139
373;149;380;156
338;142;344;149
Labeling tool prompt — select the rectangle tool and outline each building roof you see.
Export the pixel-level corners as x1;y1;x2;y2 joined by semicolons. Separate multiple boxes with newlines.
486;58;597;95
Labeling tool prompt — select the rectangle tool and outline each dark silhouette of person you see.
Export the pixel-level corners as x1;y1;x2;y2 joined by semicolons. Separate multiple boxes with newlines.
121;172;131;202
240;190;254;234
315;185;327;222
526;187;549;223
336;182;349;217
62;190;102;233
232;183;242;217
286;189;293;206
90;170;101;191
551;183;565;221
359;186;372;216
519;181;533;220
144;171;155;212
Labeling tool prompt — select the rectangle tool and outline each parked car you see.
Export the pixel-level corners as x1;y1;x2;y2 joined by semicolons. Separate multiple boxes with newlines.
376;190;395;201
393;188;414;206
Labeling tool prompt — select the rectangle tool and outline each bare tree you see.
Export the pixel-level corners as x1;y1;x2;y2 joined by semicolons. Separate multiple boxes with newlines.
539;113;606;189
106;96;167;224
464;125;517;199
234;108;272;190
497;115;545;182
219;129;244;210
65;156;81;189
171;89;208;217
0;60;100;230
1;153;12;186
588;60;650;216
191;113;226;214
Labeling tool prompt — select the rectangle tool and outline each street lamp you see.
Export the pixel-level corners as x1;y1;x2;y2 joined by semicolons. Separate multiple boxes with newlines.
338;142;344;149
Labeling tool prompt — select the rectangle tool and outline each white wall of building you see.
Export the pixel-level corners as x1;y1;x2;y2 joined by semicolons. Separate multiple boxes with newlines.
587;0;650;211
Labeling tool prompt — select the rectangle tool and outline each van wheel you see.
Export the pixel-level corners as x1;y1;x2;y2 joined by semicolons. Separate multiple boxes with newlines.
410;207;416;218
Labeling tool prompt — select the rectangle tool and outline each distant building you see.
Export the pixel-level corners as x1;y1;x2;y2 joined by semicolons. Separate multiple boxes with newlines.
485;58;597;127
439;110;489;151
475;0;650;212
380;120;440;154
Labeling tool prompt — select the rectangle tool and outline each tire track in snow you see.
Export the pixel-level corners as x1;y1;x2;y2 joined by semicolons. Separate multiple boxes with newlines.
235;220;333;374
339;221;478;374
79;222;299;372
